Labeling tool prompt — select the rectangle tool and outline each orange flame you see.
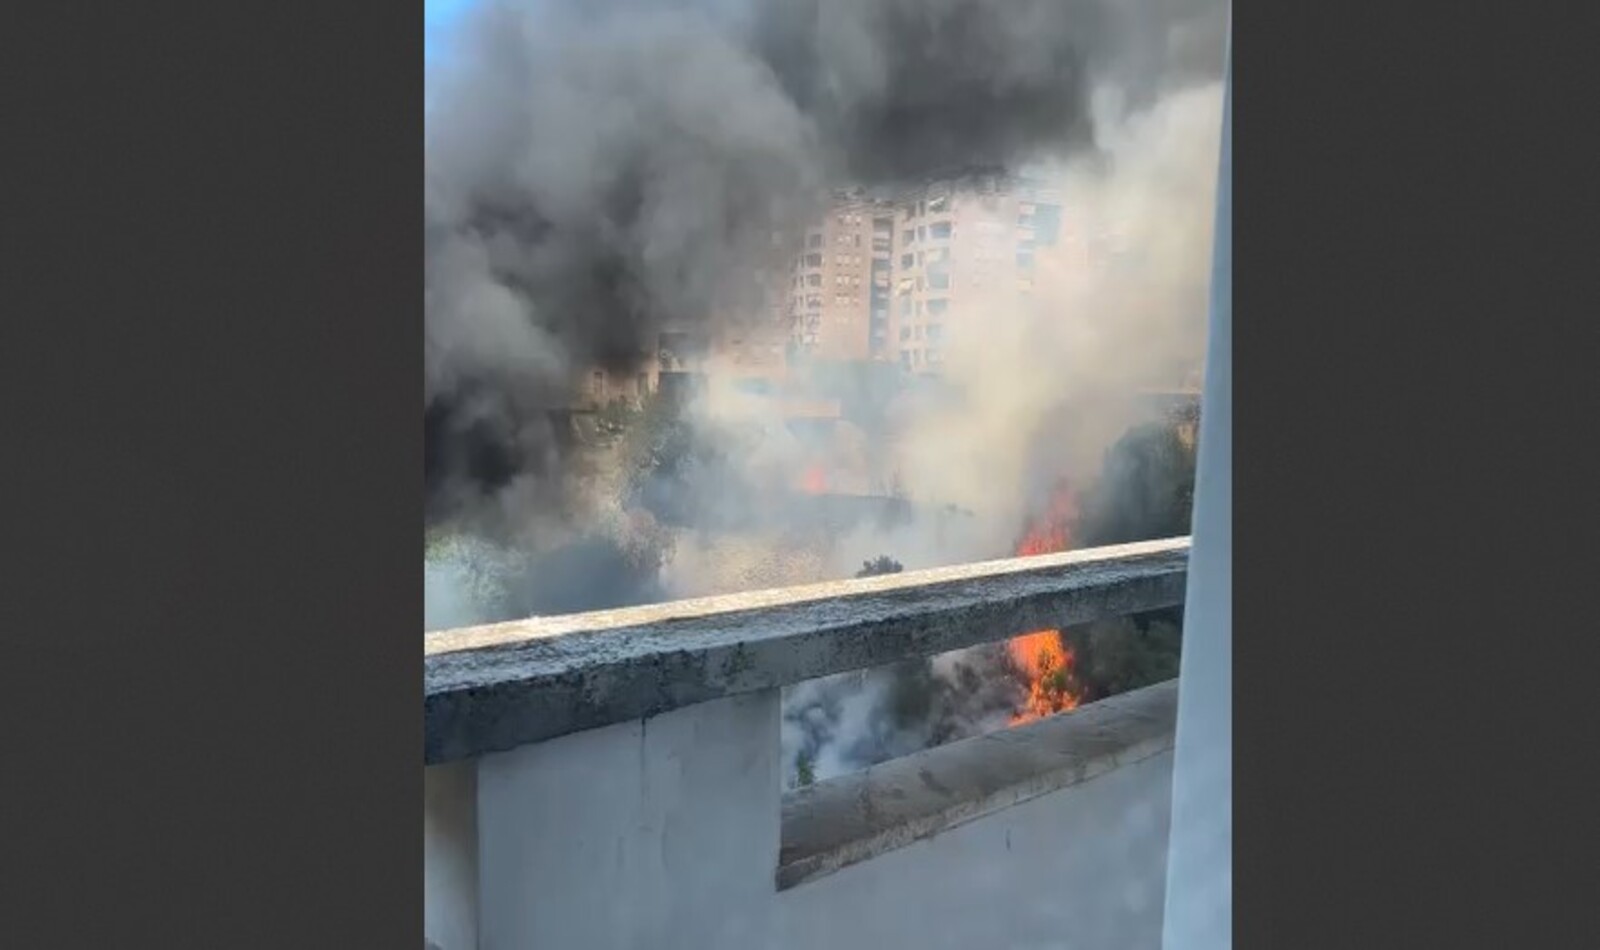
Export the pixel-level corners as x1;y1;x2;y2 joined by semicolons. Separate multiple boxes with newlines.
1008;630;1080;722
1008;481;1083;724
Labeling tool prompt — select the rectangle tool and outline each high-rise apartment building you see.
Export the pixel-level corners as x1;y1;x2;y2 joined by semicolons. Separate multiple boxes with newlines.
786;191;898;363
889;175;1062;374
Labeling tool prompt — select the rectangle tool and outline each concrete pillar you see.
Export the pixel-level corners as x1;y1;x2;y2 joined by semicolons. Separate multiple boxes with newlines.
475;690;782;950
425;760;479;950
1161;34;1232;950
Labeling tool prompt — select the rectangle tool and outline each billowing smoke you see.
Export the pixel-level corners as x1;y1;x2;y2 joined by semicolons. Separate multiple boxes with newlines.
884;81;1223;559
423;0;1227;778
425;0;1223;531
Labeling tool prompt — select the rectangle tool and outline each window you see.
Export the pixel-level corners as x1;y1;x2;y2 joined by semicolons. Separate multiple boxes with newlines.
928;271;950;291
900;351;913;368
899;326;911;341
901;253;914;269
805;253;822;267
926;299;949;316
917;226;926;242
808;234;823;249
926;324;943;341
900;297;912;316
914;325;923;339
807;274;821;287
902;229;914;244
929;222;952;240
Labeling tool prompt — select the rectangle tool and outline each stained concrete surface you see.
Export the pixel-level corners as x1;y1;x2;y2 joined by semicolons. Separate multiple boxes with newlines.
779;679;1177;889
426;538;1188;762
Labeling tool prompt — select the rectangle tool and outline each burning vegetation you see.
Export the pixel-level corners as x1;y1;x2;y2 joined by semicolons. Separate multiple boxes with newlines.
1007;480;1086;724
423;0;1224;786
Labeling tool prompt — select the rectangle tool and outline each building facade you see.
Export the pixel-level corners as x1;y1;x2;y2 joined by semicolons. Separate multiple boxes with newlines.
889;175;1063;375
787;191;898;363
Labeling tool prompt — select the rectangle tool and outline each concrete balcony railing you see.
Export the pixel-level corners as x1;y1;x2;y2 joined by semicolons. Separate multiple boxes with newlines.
425;536;1190;950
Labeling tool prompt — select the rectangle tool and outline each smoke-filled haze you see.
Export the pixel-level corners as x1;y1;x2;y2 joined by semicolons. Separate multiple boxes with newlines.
425;0;1226;778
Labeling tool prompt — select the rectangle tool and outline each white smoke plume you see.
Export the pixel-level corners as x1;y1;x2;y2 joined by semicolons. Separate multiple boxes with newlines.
423;0;1227;780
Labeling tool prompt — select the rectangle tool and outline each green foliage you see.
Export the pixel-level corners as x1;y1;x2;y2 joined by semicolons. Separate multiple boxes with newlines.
855;555;905;578
1080;421;1197;548
595;396;641;439
615;391;694;498
1068;416;1198;699
1077;616;1183;698
795;751;816;787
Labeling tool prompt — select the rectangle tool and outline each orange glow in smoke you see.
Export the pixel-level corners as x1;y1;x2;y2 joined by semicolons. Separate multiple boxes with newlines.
1008;481;1083;724
800;463;828;495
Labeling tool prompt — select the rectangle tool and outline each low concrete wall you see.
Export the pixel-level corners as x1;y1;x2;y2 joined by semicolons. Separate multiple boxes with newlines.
776;752;1173;950
779;681;1176;890
476;691;781;950
427;538;1188;763
425;681;1176;950
423;540;1189;949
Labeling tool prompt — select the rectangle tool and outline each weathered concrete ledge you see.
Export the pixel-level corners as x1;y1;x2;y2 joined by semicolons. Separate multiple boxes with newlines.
776;679;1179;891
426;537;1188;763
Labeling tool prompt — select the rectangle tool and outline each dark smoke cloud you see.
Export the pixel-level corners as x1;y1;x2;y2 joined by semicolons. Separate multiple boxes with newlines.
423;0;1225;525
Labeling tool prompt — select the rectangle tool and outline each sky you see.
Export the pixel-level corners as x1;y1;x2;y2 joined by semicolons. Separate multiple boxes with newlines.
425;0;477;116
425;0;474;67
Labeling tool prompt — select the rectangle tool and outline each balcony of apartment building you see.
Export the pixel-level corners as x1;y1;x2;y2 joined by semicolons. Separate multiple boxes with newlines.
426;50;1228;950
431;536;1195;950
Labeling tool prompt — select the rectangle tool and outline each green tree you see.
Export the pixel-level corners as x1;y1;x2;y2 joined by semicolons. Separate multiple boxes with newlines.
1079;421;1196;548
795;751;816;788
855;555;904;578
1071;417;1198;700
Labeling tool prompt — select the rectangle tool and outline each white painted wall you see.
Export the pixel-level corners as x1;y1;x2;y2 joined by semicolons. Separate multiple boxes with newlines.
475;690;782;950
425;761;478;950
777;752;1174;950
439;692;1174;950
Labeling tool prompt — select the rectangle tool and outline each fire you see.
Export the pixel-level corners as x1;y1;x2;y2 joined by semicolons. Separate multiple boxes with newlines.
1008;630;1080;722
800;462;827;495
1008;481;1083;724
1014;482;1078;556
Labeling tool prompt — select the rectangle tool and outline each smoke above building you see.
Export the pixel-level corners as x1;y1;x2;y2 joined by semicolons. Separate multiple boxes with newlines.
425;0;1223;526
424;0;1227;777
